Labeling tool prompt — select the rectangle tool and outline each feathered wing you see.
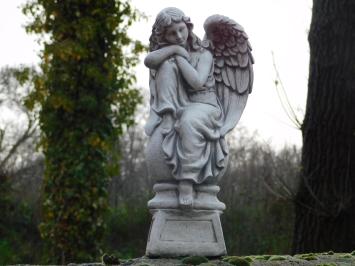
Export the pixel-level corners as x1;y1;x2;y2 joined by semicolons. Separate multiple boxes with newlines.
203;15;254;136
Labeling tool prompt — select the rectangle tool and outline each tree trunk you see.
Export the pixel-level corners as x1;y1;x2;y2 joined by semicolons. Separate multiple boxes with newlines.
293;0;355;253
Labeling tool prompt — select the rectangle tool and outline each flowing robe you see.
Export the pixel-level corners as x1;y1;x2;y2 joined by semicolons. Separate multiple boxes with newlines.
145;48;228;184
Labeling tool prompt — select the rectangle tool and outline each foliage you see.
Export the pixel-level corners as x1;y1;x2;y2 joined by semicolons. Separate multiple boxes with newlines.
103;204;151;259
0;240;14;265
101;253;120;265
0;172;43;264
219;130;300;255
223;256;250;266
222;199;294;255
0;66;44;264
22;0;144;263
268;255;288;261
295;253;318;261
181;256;209;265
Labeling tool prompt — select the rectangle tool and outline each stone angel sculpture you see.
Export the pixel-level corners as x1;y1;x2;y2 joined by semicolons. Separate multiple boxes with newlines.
144;7;254;209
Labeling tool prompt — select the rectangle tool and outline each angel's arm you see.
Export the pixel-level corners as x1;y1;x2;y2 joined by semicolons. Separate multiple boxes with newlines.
175;50;213;90
144;45;190;69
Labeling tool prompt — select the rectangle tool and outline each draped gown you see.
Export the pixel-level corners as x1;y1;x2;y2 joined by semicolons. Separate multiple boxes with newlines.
145;48;228;184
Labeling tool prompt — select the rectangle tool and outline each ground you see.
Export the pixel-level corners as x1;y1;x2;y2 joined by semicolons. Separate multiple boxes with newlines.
15;252;355;266
121;253;355;265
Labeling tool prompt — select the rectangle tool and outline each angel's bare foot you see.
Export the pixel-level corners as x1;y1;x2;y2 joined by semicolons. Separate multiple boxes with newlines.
178;180;193;208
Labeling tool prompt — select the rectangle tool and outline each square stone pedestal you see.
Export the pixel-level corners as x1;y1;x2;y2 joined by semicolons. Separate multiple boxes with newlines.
146;209;227;257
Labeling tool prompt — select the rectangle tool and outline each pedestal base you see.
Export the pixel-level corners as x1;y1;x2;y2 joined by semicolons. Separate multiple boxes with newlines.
146;209;227;257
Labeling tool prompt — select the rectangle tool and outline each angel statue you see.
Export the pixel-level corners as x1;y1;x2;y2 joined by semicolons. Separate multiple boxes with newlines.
144;7;254;209
144;7;254;257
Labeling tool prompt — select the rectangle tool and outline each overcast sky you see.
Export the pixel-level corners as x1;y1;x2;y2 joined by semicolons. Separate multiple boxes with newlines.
0;0;313;148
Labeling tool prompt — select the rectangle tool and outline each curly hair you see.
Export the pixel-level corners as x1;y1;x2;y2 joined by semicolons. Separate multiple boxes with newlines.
149;7;201;52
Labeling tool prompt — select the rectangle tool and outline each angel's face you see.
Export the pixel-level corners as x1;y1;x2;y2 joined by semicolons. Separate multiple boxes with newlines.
164;21;189;47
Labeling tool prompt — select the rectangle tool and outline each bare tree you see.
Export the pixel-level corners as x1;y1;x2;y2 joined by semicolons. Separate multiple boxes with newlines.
220;127;301;254
0;66;40;178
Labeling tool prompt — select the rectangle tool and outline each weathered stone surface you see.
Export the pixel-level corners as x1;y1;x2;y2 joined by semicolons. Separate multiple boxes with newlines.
134;252;352;265
148;183;225;211
146;209;226;257
13;253;355;265
143;7;254;257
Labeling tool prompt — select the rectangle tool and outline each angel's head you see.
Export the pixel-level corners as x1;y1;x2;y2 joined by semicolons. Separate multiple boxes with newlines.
149;7;201;52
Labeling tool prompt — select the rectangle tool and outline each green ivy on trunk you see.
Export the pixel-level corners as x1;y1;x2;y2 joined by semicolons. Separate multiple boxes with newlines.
22;0;144;263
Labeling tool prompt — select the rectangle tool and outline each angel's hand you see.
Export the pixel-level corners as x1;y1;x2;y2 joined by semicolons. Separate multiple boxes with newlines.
144;45;189;69
172;45;190;61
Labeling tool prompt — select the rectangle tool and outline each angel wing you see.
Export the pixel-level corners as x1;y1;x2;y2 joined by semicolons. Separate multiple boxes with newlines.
203;15;254;136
